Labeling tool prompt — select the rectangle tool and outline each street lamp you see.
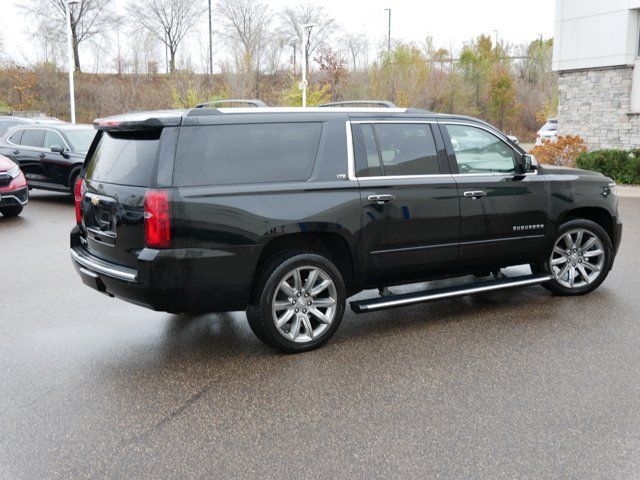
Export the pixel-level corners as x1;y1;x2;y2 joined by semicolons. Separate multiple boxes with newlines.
301;23;315;108
65;0;81;124
384;9;391;52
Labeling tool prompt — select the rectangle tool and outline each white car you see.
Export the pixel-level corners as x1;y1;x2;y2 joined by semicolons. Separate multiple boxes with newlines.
536;118;558;145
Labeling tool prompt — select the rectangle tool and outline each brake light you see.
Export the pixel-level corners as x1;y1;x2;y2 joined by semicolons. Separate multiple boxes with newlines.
144;190;171;248
74;176;86;225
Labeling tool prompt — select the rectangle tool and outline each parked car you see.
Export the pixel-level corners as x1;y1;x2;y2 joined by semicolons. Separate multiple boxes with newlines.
0;154;28;217
0;116;65;138
536;118;558;145
0;124;95;195
70;105;621;353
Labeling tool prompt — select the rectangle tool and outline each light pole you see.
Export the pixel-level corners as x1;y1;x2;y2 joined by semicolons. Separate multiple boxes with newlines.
65;0;80;124
208;0;213;74
384;8;391;52
301;23;314;108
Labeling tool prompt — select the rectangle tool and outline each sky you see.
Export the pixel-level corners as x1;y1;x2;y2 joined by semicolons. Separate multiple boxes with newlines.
3;0;556;72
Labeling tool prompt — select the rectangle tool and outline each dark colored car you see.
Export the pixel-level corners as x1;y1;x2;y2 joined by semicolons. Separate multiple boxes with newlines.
0;116;65;138
70;106;622;352
0;154;28;217
0;124;95;195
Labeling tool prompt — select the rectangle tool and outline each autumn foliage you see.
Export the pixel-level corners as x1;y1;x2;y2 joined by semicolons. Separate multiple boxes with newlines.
530;135;588;167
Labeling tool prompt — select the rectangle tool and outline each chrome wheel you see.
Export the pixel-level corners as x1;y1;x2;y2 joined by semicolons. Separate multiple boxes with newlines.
271;266;338;343
549;228;606;289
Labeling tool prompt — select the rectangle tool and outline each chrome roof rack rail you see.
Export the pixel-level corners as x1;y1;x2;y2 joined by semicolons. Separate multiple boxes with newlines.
319;100;398;108
195;99;268;108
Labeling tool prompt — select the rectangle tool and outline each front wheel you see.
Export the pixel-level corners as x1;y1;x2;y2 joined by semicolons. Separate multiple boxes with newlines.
246;252;346;353
533;219;613;296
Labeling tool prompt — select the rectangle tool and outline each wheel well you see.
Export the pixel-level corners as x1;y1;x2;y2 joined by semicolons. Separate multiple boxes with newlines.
68;166;82;189
256;232;354;287
561;207;614;241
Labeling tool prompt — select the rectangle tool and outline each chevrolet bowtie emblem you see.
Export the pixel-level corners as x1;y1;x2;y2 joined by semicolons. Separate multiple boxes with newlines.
91;197;100;206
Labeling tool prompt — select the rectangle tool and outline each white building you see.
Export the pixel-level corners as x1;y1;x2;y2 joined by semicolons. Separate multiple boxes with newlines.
553;0;640;149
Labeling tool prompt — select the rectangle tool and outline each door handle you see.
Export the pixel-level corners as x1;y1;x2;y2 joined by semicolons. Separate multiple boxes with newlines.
367;194;395;204
13;150;19;155
463;190;487;199
39;153;46;159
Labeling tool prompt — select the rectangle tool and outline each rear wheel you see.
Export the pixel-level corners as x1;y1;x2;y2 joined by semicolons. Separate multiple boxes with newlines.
533;219;612;296
246;251;346;353
0;205;23;217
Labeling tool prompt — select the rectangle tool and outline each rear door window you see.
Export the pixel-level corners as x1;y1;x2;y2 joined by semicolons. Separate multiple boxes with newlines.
20;129;45;148
173;122;323;187
84;130;161;186
353;123;440;177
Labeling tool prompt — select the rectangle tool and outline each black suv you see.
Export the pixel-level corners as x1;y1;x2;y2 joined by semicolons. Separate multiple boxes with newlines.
0;124;95;194
70;105;622;352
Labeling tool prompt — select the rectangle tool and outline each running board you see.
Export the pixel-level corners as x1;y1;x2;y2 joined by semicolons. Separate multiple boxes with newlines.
350;274;552;314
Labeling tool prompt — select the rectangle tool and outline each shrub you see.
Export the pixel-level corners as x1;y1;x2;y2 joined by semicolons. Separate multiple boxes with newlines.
530;135;587;167
576;149;640;184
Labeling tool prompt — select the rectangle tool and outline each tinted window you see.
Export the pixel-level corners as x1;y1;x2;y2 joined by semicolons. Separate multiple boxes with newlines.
84;130;161;187
446;124;516;174
353;124;383;177
20;129;44;148
373;123;439;176
8;129;23;144
173;123;322;187
44;130;65;149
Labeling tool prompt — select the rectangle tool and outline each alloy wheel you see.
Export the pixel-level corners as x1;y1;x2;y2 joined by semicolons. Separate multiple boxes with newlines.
549;228;606;289
271;266;338;343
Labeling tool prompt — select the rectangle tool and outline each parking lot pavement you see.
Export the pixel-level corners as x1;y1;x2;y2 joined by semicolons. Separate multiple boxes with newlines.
1;191;639;479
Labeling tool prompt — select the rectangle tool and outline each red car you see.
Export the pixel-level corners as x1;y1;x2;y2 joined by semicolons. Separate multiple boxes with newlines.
0;154;28;217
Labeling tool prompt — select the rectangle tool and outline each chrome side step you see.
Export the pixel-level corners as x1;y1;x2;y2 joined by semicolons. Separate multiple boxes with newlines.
350;274;552;314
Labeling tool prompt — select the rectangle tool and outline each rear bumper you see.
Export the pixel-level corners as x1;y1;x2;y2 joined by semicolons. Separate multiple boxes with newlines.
0;187;28;207
70;227;256;313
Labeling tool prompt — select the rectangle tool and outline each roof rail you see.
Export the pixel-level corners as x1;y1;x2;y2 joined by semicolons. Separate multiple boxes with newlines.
195;99;268;108
319;100;398;108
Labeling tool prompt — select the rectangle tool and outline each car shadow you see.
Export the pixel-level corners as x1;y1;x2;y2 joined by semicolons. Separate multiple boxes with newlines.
28;191;73;205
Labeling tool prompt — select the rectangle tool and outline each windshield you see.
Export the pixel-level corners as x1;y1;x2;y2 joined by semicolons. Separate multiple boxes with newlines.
541;121;558;132
64;128;96;152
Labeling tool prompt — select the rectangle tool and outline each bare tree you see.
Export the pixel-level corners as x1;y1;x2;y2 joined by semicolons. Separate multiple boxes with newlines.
127;0;204;73
216;0;271;96
340;33;369;72
280;4;338;77
22;0;118;72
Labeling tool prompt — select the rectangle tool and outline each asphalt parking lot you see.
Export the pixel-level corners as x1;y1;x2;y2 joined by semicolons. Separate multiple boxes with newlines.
1;191;639;479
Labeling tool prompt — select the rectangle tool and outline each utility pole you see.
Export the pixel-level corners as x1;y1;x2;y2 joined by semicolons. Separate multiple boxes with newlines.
208;0;213;74
65;0;80;124
384;8;391;52
301;24;315;107
493;29;499;48
165;32;169;73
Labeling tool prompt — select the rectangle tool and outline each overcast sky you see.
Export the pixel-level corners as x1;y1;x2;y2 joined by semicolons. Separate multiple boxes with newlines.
4;0;555;72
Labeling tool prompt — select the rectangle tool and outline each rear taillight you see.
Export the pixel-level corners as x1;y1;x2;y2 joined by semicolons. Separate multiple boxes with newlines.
144;190;171;249
74;176;85;225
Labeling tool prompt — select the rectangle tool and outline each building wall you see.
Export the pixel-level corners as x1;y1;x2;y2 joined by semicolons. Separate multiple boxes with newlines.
558;67;640;149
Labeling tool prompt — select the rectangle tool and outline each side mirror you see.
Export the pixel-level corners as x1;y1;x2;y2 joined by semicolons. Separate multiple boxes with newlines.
517;154;537;174
50;145;69;158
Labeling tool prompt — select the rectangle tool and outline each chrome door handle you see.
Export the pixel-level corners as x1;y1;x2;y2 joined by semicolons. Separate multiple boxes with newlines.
463;190;487;199
368;194;395;204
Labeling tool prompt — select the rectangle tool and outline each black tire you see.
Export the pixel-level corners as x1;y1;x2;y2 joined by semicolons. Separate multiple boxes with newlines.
246;251;346;353
0;205;23;217
532;219;613;296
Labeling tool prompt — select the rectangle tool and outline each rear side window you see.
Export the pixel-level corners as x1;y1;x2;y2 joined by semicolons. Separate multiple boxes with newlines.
353;123;440;177
173;123;323;187
8;129;23;144
20;129;44;148
84;130;161;186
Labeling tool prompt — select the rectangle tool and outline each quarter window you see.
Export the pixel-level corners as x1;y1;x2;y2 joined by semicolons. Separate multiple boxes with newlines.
445;124;516;174
20;129;45;148
173;123;322;187
353;123;440;177
8;129;23;145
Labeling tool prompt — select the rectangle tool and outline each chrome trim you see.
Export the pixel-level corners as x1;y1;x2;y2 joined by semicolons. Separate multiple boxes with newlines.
0;190;29;206
460;234;545;246
70;249;137;281
350;120;436;124
353;275;552;312
345;121;356;180
357;174;453;181
6;126;71;152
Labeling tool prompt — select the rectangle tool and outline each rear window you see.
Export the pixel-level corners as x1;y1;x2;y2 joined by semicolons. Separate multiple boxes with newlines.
173;122;323;187
84;130;161;186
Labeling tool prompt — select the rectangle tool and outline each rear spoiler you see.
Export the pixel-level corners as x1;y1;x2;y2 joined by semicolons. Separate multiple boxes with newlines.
94;110;184;131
